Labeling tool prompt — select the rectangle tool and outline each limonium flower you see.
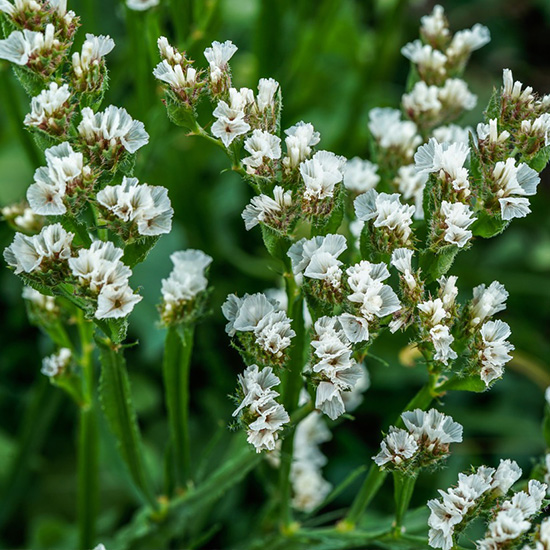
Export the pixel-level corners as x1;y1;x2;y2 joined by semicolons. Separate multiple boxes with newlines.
97;176;173;236
478;319;514;386
24;82;72;134
394;164;427;219
283;121;321;169
78;105;149;155
0;24;55;65
4;223;74;274
440;201;476;248
469;281;508;327
41;347;71;377
343;157;380;194
241;186;292;231
300;150;346;201
204;39;237;86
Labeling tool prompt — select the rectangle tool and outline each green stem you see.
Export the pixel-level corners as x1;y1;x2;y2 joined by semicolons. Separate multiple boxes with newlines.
341;378;438;529
163;324;194;492
392;472;417;535
98;341;158;509
77;312;98;550
77;406;98;550
278;277;305;530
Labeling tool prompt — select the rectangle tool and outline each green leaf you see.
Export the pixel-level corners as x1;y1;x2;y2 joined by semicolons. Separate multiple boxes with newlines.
419;246;459;283
164;92;197;132
260;224;289;261
11;65;48;97
437;374;486;393
98;342;157;509
524;144;550;172
484;86;501;121
123;236;161;268
422;174;438;226
471;209;509;239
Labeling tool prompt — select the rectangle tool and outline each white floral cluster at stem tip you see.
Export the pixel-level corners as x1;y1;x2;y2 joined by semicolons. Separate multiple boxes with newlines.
24;82;72;135
96;176;173;236
4;223;73;275
309;316;365;420
78;105;149;155
0;23;58;65
69;241;142;319
288;233;347;289
427;460;547;550
374;408;463;470
27;142;90;215
232;364;289;453
204;39;237;89
160;249;212;322
41;347;71;377
222;293;295;359
72;33;114;79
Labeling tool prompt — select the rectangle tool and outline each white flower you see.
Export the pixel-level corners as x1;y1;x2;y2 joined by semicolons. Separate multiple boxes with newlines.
440;201;476;248
242;129;281;171
420;5;449;41
502;69;535;103
395;164;427;220
204;40;237;76
41;348;71;377
300;150;346;201
415;138;470;191
470;281;508;326
492;158;540;221
0;27;49;65
401;408;463;446
355;190;415;243
78;106;149;154
291;463;332;512
391;248;416;290
447;24;491;60
478;320;514;386
153;60;198;89
247;399;290;452
521;114;550;146
126;0;159;10
24;82;71;128
491;459;522;495
487;508;531;543
477;118;510;143
401;40;447;77
418;298;449;327
438;275;458;309
0;0;40;16
287;234;347;283
211;100;251;147
72;34;115;77
256;78;279;112
438;79;477;111
97;176;173;236
241;186;291;230
429;324;458;365
161;249;212;305
346;261;401;321
343;157;380;193
402;81;442;118
4;223;73;274
95;284;142;319
373;427;419;467
234;364;281;416
254;310;296;357
368;108;421;157
283;121;321;169
339;313;369;343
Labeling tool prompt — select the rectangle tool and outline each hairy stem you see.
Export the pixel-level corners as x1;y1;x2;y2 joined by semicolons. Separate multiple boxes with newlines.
163;324;194;492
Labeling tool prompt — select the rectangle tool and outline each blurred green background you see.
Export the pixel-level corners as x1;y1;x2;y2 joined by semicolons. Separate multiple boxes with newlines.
1;0;550;548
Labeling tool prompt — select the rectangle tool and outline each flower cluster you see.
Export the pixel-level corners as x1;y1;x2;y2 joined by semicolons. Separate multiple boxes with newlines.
232;364;289;453
41;347;71;377
309;316;365;420
96;176;173;239
401;4;489;132
373;408;463;473
427;460;536;550
222;292;295;367
159;249;212;325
